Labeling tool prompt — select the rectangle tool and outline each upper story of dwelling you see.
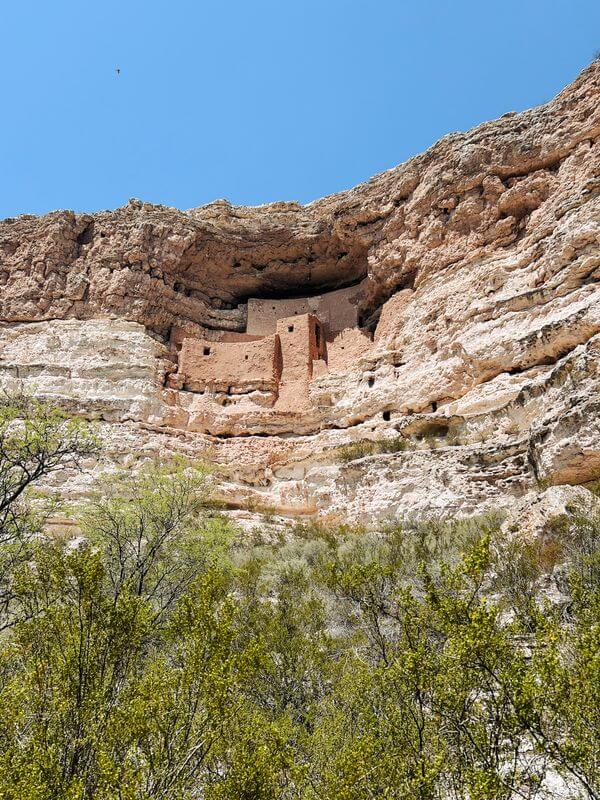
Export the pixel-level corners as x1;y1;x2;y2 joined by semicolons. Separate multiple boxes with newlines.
245;281;367;336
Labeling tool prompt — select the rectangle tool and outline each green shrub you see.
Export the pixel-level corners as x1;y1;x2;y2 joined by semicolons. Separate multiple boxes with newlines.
1;395;599;799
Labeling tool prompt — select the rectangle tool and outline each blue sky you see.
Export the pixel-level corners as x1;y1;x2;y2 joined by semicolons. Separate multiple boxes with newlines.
1;0;598;219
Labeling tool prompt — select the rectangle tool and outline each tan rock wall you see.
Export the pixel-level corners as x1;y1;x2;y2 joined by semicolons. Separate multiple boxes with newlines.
374;289;414;344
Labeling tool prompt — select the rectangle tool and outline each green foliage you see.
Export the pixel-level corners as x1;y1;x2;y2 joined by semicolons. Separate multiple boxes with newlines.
82;462;226;619
0;391;99;540
0;392;100;632
0;395;599;798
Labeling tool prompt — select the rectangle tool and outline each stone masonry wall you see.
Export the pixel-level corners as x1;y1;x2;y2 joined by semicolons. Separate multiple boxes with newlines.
274;314;326;409
175;335;282;394
326;328;373;371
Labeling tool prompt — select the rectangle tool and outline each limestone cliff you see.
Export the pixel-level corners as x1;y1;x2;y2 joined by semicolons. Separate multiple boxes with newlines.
1;60;600;524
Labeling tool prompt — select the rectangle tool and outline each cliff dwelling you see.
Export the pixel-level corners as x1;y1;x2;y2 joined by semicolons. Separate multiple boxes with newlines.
166;280;373;415
1;60;599;521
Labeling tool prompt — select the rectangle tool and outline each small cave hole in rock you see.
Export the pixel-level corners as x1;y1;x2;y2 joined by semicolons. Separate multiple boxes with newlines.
203;347;211;356
77;222;94;246
315;325;321;347
431;401;438;412
368;377;375;388
288;325;294;333
358;315;364;327
244;354;249;360
383;410;391;421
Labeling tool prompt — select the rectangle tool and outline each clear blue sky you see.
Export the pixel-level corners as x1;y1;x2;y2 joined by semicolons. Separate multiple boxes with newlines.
1;0;598;219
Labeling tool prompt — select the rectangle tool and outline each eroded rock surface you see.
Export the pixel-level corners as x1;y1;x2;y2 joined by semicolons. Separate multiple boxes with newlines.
1;61;600;523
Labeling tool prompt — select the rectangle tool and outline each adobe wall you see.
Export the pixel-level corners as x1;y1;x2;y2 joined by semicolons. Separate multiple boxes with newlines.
170;304;364;413
170;325;264;348
175;335;282;394
275;314;326;409
247;279;367;336
218;331;264;343
326;328;373;371
276;314;325;378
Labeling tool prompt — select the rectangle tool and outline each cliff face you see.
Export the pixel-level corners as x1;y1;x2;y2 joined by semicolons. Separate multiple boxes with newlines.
1;61;600;524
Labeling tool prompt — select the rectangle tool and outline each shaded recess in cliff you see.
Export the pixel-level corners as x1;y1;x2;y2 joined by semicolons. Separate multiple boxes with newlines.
0;199;374;337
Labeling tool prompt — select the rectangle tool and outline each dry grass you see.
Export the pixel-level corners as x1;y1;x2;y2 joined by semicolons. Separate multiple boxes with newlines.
335;436;408;463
